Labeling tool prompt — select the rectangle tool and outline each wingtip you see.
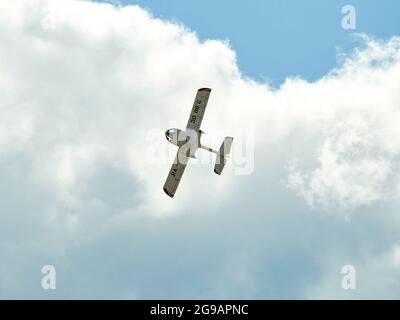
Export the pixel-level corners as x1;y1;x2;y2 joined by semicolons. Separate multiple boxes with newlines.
198;88;211;92
214;169;221;175
163;187;174;198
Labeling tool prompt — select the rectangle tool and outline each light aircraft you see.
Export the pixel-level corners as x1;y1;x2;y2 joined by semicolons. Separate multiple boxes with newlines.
163;88;233;198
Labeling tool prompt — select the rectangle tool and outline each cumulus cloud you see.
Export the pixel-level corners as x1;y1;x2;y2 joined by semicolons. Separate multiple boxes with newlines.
287;115;393;210
1;0;400;298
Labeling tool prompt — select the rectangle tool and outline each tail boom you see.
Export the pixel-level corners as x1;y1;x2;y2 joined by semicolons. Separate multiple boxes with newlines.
200;144;218;154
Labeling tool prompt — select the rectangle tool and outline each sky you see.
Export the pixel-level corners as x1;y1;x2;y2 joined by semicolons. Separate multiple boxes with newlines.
118;0;400;85
0;0;400;299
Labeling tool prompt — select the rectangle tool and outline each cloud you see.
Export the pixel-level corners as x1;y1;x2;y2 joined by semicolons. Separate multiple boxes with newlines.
287;115;393;210
284;36;400;211
306;243;400;299
0;0;400;298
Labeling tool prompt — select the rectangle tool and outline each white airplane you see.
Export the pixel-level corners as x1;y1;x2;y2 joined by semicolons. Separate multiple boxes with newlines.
163;88;233;198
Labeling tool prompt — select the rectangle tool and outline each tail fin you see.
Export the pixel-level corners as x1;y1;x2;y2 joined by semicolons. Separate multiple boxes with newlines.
214;137;233;175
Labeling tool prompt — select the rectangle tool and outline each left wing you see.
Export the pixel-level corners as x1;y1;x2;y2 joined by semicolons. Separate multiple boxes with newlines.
163;147;189;198
186;88;211;131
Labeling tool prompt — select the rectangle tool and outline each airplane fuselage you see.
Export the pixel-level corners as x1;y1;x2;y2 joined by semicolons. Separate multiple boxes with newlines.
165;128;202;158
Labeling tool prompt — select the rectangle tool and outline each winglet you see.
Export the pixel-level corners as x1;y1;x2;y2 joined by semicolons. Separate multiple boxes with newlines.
198;88;211;92
163;187;174;198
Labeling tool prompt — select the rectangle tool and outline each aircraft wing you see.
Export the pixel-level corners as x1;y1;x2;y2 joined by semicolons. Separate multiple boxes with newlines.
163;147;189;198
186;88;211;131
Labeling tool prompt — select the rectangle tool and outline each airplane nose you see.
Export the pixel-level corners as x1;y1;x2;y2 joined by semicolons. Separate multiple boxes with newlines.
165;129;171;140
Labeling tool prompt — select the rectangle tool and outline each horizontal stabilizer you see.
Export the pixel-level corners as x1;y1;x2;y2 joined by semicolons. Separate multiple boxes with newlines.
214;137;233;175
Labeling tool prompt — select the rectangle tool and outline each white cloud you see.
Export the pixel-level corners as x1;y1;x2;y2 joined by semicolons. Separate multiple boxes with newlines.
1;0;400;298
307;243;400;299
287;115;393;210
285;37;400;211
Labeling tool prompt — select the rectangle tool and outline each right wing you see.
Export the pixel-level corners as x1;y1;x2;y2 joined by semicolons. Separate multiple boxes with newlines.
163;147;189;198
186;88;211;131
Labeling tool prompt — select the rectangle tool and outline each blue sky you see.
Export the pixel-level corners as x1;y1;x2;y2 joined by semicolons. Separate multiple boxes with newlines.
1;0;400;299
117;0;400;85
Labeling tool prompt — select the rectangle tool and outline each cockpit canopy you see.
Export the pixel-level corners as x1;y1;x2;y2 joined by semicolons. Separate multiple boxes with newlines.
165;128;178;142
